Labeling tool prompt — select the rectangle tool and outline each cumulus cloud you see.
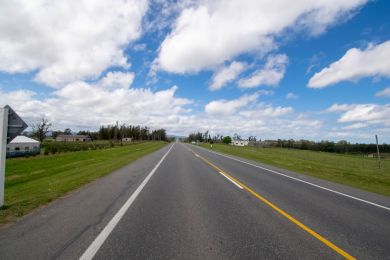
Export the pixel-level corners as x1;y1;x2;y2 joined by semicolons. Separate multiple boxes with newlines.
239;106;293;118
0;0;148;87
190;93;315;138
286;92;299;100
170;110;321;140
0;72;192;129
205;93;258;116
0;81;328;140
376;87;390;97
155;0;367;73
327;103;357;112
98;72;135;90
343;123;368;129
327;103;390;125
238;54;288;88
308;40;390;88
210;61;246;90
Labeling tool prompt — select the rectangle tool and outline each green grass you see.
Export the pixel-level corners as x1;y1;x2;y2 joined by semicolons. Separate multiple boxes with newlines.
199;143;390;196
0;141;168;225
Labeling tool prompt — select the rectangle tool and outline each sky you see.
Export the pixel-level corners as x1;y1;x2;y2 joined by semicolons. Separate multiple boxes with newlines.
0;0;390;143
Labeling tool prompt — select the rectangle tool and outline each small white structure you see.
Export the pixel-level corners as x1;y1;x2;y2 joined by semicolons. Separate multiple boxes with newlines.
231;140;249;146
122;137;133;142
6;136;40;157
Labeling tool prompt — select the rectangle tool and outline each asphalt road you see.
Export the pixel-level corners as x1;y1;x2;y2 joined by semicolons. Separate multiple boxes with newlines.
0;143;389;259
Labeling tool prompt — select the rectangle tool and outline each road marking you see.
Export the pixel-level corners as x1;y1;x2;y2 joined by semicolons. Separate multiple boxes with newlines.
192;151;356;260
219;171;243;189
193;145;390;211
79;144;174;260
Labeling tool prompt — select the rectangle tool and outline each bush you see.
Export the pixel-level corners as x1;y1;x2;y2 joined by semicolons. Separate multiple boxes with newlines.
41;140;134;155
223;136;232;144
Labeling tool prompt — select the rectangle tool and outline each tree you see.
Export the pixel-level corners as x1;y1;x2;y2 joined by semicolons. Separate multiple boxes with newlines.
64;128;72;135
223;136;232;144
51;130;64;139
32;118;52;142
233;133;241;141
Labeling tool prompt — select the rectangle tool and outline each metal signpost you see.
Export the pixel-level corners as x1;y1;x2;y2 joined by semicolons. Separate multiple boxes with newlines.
375;135;381;169
0;105;28;207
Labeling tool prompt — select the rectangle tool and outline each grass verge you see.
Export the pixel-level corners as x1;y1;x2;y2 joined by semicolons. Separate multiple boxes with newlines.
0;141;168;226
199;143;390;196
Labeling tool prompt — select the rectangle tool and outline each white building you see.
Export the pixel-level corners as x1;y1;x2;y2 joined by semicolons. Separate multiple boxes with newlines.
56;135;91;142
6;136;40;157
231;140;249;146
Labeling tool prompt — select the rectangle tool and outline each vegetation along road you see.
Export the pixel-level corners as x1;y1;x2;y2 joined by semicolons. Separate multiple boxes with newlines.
200;143;390;196
0;141;167;225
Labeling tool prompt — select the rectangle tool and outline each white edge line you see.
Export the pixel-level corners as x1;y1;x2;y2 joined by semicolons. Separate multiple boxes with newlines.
79;144;175;260
219;171;243;189
192;145;390;211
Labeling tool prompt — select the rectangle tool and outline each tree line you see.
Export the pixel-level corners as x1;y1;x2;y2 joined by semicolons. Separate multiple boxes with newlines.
29;118;168;142
270;139;390;154
96;124;167;141
186;131;389;154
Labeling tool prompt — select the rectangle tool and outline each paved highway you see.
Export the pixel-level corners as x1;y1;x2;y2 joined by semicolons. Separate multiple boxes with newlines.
0;143;389;259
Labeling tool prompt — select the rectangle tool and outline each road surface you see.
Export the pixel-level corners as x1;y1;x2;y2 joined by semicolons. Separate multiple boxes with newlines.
0;143;389;259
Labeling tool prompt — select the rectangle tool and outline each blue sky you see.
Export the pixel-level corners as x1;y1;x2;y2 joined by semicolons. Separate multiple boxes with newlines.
0;0;389;143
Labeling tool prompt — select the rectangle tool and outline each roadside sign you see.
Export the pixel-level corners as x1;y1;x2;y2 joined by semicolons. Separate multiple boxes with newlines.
1;105;28;207
4;105;28;144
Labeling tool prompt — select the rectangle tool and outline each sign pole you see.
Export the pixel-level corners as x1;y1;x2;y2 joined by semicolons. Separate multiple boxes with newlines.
0;107;9;207
375;135;381;169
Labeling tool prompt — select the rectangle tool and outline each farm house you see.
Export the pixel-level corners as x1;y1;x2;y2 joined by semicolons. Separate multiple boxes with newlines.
231;140;249;146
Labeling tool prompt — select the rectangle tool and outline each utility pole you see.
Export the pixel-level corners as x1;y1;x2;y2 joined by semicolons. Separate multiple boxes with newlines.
375;135;381;169
114;121;118;141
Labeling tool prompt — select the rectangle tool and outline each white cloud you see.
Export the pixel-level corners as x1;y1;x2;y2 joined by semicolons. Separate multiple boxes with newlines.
238;54;288;88
0;72;193;129
0;83;323;140
376;87;390;97
210;61;246;90
133;43;147;52
239;106;293;118
98;72;135;90
286;92;299;100
343;123;368;129
155;0;367;73
0;0;148;87
327;103;390;125
287;118;322;130
308;40;390;88
205;93;258;116
10;83;382;141
327;103;356;112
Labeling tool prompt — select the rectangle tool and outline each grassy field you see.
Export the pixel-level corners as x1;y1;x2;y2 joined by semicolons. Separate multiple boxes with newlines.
199;143;390;196
0;141;167;225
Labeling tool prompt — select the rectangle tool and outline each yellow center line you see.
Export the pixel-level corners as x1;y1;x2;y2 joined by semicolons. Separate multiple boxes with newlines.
192;150;356;260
